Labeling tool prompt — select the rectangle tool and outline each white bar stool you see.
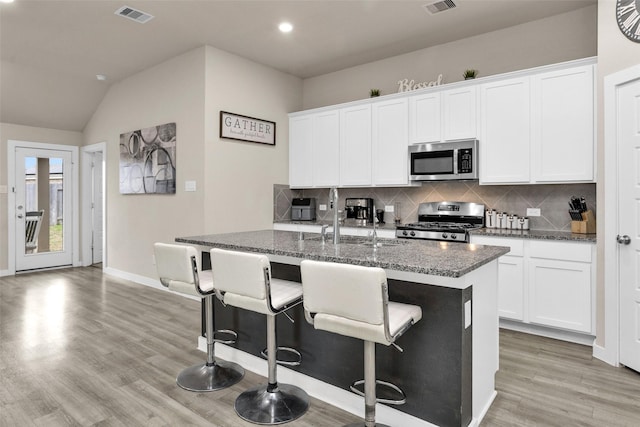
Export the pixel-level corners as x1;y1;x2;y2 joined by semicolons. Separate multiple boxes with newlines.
210;248;310;425
300;260;422;427
154;243;244;391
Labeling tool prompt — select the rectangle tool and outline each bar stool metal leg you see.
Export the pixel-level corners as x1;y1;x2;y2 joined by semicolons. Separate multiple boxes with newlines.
345;341;391;427
234;315;309;424
176;294;244;392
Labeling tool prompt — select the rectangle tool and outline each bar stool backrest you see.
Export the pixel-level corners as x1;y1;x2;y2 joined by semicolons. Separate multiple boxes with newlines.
154;243;199;296
300;260;386;326
210;248;269;301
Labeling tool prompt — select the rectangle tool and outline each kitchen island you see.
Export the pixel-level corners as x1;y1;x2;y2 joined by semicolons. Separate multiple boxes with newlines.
176;230;509;427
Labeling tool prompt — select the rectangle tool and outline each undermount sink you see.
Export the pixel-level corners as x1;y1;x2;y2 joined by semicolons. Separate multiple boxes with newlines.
305;234;405;247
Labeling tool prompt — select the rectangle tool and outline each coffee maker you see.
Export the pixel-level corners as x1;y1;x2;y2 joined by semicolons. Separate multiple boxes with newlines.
344;198;374;226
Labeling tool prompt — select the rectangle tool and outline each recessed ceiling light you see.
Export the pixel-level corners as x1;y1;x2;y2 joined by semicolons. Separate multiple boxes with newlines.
278;22;293;33
0;0;16;4
96;74;107;81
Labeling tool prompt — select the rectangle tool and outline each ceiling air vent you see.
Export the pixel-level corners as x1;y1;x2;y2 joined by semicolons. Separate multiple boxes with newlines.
115;6;154;24
423;0;457;15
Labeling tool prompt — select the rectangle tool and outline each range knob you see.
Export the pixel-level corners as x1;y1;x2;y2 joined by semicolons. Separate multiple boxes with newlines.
402;230;408;236
451;234;457;240
442;233;448;239
410;231;416;237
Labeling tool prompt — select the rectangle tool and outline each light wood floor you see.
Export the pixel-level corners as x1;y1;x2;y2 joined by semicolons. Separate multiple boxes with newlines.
1;267;639;426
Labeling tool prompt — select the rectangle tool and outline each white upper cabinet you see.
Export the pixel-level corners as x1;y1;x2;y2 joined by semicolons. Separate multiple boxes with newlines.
479;77;531;184
531;64;595;182
289;58;596;188
289;115;314;188
409;86;477;144
289;99;410;188
289;111;339;188
442;86;477;141
340;104;372;186
372;98;409;186
479;61;595;185
312;110;340;187
409;92;441;143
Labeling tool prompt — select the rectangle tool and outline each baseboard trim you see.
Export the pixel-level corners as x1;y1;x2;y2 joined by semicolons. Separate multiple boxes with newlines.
468;390;496;427
199;339;438;427
0;269;11;277
592;343;619;367
499;319;595;346
103;267;199;301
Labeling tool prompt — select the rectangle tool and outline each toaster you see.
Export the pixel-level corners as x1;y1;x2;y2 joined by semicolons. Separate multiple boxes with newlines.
291;198;316;221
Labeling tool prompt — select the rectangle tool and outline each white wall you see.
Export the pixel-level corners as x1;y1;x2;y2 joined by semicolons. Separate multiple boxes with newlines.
82;46;302;280
0;123;82;272
82;47;208;280
302;6;597;110
203;46;302;234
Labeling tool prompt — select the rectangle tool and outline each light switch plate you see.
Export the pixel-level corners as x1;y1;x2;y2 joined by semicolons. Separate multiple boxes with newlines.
385;205;394;212
319;204;327;211
184;180;197;192
526;208;541;217
0;185;7;194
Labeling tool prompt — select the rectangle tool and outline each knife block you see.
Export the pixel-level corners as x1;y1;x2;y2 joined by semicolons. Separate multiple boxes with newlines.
571;210;596;234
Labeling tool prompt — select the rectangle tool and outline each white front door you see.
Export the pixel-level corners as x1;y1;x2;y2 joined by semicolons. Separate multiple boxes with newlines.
14;147;74;271
619;78;640;373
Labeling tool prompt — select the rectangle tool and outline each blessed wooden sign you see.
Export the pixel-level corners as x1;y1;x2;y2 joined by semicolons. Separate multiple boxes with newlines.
397;74;444;92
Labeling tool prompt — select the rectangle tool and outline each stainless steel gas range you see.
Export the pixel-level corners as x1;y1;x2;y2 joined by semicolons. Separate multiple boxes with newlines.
396;201;485;243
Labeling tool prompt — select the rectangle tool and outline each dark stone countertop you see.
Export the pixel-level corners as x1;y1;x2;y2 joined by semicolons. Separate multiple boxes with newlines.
176;229;509;279
275;220;597;243
470;228;597;243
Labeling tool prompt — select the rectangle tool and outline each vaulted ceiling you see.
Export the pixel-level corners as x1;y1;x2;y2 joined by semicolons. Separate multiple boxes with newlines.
0;0;596;132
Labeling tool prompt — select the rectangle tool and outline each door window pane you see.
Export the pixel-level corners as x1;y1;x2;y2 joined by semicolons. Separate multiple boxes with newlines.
23;157;64;254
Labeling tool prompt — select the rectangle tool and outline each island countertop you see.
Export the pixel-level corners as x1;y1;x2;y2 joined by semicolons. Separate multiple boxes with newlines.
177;229;503;425
176;229;509;279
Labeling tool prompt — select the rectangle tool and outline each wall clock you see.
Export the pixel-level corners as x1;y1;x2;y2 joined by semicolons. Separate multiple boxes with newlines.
616;0;640;43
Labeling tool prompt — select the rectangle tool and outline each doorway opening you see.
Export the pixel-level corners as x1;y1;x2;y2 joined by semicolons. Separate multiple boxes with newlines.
81;143;106;269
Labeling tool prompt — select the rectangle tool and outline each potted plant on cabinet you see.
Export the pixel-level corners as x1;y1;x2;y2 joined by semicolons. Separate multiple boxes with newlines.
463;69;478;80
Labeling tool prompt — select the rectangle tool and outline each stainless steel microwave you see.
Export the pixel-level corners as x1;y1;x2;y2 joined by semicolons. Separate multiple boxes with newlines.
409;139;478;181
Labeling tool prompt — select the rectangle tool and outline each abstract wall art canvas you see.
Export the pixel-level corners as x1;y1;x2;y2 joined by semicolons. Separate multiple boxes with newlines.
119;122;176;194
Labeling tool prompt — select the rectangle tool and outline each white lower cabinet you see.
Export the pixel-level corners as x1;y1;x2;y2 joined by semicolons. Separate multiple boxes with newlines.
528;240;593;333
528;258;591;333
498;256;525;321
472;236;524;321
471;235;594;335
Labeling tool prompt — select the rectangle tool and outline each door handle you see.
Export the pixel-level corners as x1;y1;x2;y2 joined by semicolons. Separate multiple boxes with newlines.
617;235;631;245
17;214;23;219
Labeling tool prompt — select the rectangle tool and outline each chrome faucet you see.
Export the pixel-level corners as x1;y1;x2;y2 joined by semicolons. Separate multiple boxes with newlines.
371;203;378;249
329;187;340;244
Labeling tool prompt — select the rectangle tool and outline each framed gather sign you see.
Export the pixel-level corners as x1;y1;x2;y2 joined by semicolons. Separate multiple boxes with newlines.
220;111;276;145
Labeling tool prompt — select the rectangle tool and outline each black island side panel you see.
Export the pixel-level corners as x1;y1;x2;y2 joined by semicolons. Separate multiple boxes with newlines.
201;256;472;427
